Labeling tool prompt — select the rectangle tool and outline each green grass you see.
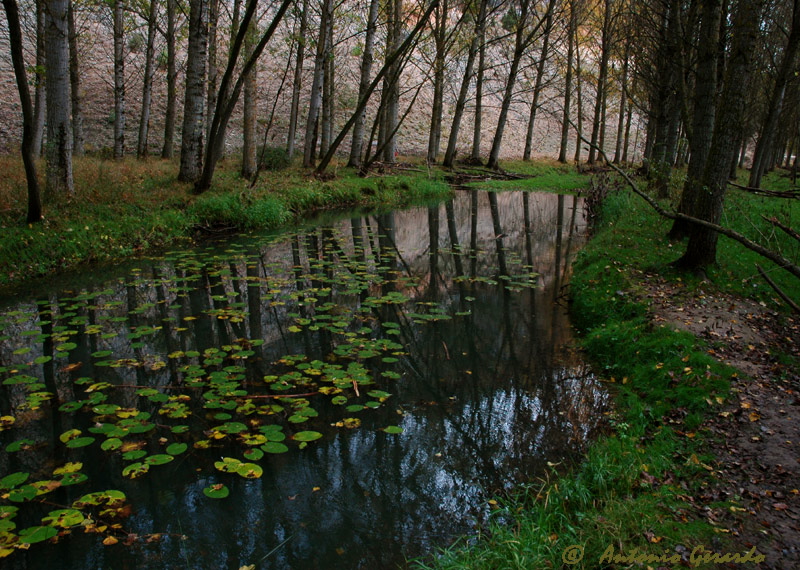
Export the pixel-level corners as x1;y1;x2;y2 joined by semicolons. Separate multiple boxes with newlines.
0;156;451;290
471;159;592;193
414;167;797;569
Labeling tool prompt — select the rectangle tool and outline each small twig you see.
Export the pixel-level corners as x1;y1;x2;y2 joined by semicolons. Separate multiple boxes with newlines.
762;215;800;243
756;264;800;314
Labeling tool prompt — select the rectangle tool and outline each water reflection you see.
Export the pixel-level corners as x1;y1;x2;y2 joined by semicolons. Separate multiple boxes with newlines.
0;191;607;569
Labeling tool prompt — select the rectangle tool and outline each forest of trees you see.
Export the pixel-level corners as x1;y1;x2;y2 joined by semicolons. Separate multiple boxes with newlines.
1;0;799;266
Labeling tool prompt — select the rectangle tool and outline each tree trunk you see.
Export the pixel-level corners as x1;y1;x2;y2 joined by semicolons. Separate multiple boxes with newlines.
587;0;612;164
558;0;576;164
612;42;629;164
314;0;439;174
487;0;550;170
113;0;125;160
303;0;328;167
669;0;722;240
320;0;334;157
241;16;258;180
205;0;219;140
426;0;449;164
677;0;765;269
178;0;208;182
470;13;486;163
44;0;74;200
748;0;800;188
573;20;583;163
161;0;177;158
194;0;293;192
287;0;308;160
68;2;83;156
137;0;159;158
3;0;43;222
381;0;403;162
348;0;380;168
523;1;554;161
444;0;487;168
33;0;46;157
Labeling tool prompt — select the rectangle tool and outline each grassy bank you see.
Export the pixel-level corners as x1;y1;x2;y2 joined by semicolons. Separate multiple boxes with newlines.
416;169;799;569
0;156;451;290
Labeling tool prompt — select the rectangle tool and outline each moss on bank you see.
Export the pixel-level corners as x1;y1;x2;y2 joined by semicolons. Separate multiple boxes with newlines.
0;156;450;290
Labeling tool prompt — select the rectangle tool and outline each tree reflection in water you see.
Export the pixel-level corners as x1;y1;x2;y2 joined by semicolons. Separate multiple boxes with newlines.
0;191;607;570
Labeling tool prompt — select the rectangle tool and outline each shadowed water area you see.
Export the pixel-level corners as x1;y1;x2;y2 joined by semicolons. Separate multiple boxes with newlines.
0;190;608;569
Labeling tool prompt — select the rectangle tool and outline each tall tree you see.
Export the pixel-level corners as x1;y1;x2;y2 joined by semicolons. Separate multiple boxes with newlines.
33;0;46;156
443;0;488;168
587;0;614;164
303;0;330;167
287;0;308;160
426;0;451;163
113;0;126;159
161;0;177;158
195;0;293;192
748;0;800;188
315;0;440;174
558;0;576;163
348;0;380;168
137;0;160;158
523;0;556;161
68;1;84;155
676;0;766;269
487;0;553;170
3;0;43;222
241;14;258;180
668;0;723;240
44;0;74;200
178;0;208;182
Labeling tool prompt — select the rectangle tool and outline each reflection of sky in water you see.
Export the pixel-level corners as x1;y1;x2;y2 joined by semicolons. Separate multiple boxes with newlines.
0;191;607;570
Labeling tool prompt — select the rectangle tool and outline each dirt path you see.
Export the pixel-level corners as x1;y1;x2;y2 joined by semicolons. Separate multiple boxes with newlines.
643;274;800;568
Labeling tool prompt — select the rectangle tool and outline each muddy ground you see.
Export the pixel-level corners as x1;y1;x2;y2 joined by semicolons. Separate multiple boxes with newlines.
644;274;800;568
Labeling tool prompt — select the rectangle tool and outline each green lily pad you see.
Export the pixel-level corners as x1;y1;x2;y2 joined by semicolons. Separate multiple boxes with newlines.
101;438;123;451
18;525;58;544
166;443;188;455
261;442;289;454
8;485;37;502
144;454;174;466
122;449;147;461
383;426;404;434
202;484;230;499
66;436;95;448
235;463;263;479
243;448;264;461
7;439;35;452
0;472;29;490
292;431;323;442
122;462;150;478
42;508;85;528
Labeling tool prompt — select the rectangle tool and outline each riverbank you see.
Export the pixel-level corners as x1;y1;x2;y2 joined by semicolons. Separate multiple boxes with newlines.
0;155;450;292
417;170;800;569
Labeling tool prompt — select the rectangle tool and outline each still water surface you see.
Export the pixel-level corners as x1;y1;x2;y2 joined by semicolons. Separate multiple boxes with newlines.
0;190;607;569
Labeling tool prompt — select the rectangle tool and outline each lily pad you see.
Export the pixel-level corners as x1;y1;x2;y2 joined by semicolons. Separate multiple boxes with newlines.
261;442;289;454
166;443;188;455
42;508;85;528
202;484;230;499
18;525;58;544
292;431;323;442
66;436;95;449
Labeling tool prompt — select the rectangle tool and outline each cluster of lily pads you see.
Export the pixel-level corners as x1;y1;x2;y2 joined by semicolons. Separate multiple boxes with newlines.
0;220;544;557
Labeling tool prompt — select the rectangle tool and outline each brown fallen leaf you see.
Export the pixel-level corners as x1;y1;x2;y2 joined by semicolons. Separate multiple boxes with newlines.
773;503;789;511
